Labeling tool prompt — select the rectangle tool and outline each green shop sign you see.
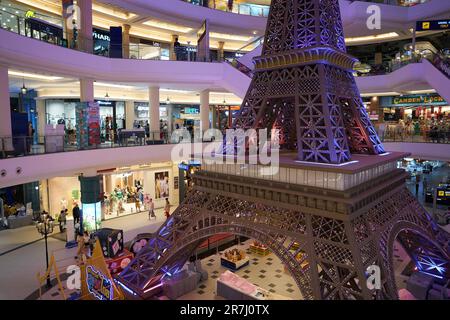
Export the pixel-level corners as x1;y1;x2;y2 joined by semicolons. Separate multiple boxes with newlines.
380;94;447;107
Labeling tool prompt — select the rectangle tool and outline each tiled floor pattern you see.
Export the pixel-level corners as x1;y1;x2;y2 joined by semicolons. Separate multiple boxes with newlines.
178;240;302;300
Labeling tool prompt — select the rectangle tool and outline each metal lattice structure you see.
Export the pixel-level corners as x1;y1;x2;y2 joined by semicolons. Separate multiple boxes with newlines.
234;0;384;163
117;0;449;299
118;169;449;299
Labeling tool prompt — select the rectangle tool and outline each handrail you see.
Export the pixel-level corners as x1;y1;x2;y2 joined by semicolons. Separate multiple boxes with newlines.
378;129;450;144
179;0;432;17
1;126;450;160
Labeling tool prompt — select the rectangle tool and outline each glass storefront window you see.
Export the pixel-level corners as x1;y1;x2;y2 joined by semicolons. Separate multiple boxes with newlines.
45;99;77;129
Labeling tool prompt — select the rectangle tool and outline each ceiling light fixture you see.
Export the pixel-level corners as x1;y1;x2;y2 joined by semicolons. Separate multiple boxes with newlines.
21;78;27;95
9;70;63;81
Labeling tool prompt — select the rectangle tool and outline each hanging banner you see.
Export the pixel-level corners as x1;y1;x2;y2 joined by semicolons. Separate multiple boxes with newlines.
196;19;210;62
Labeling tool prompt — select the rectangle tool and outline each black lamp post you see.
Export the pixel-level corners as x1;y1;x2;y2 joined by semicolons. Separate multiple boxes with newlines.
36;212;54;288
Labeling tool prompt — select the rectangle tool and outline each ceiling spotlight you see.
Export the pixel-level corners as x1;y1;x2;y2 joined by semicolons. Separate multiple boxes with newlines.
105;92;110;99
166;96;171;104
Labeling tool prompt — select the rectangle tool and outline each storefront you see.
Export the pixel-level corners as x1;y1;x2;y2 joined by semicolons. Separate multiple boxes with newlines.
133;103;204;133
172;105;201;132
133;102;168;129
129;39;170;60
101;162;180;220
45;99;126;143
214;105;241;130
93;27;111;57
380;93;449;122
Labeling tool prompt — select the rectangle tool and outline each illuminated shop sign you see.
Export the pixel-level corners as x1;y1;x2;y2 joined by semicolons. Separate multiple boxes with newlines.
86;266;113;300
25;10;35;18
96;100;113;106
416;20;450;32
178;163;190;171
380;94;447;107
93;29;110;42
183;107;200;114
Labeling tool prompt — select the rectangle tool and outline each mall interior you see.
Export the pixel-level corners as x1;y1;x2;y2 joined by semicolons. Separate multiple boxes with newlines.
0;0;449;301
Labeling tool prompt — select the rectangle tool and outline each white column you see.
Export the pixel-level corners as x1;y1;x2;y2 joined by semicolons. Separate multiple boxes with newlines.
80;79;94;102
36;99;46;137
125;100;135;129
218;41;225;62
0;65;11;138
149;86;160;138
78;0;93;53
200;89;210;133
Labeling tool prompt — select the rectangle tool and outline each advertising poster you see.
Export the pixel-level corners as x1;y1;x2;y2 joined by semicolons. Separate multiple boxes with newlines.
76;102;89;148
88;102;100;146
155;171;169;199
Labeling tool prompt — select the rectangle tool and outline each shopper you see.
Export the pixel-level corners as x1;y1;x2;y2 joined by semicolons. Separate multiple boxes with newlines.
76;231;91;263
72;203;80;225
164;198;171;220
422;178;428;195
415;174;421;196
58;209;67;233
173;36;181;61
27;121;35;154
148;198;155;220
135;196;141;213
227;0;234;11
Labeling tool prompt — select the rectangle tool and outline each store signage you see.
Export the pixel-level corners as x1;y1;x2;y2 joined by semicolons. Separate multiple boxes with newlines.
416;20;450;32
183;107;200;114
96;100;113;106
93;29;110;42
86;266;113;300
178;163;190;171
25;10;35;18
380;94;447;107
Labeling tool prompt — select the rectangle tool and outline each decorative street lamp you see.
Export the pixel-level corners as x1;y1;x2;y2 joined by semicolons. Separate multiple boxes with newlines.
36;212;54;288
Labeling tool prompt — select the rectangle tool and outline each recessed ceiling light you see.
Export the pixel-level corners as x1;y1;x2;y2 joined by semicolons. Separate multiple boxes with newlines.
8;70;63;81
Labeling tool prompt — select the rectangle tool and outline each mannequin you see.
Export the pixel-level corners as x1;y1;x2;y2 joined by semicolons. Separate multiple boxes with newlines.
60;197;68;211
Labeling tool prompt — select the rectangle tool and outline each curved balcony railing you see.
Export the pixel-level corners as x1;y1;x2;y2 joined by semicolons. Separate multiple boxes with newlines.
2;125;450;160
0;130;206;159
378;130;450;144
180;0;432;17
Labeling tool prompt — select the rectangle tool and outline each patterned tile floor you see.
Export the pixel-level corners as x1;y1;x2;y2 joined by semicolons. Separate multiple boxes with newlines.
178;239;302;300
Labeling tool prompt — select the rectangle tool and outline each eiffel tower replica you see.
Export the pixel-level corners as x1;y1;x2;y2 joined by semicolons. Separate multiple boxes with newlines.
117;0;449;300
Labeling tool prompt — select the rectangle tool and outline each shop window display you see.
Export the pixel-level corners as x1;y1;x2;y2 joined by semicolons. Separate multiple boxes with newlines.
155;171;170;199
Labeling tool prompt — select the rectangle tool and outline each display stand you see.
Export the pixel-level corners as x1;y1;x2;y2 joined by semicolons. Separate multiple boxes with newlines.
249;243;271;256
65;216;75;242
220;248;250;271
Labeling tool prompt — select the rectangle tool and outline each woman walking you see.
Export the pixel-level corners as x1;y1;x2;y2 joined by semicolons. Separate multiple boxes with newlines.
164;198;171;220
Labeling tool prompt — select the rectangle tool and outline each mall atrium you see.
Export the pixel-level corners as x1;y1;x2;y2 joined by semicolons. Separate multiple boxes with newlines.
0;0;449;304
